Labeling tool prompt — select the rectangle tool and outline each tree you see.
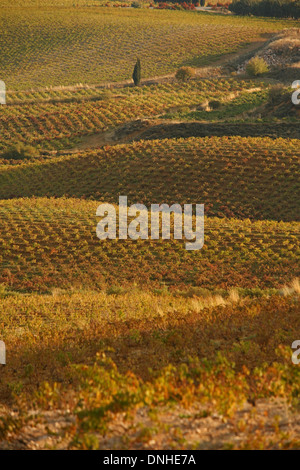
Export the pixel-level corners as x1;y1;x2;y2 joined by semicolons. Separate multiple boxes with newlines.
229;0;300;17
132;59;141;86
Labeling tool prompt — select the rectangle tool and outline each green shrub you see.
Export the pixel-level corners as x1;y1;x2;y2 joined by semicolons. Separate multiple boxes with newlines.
131;1;142;7
209;99;222;109
3;143;40;160
175;66;196;82
246;57;269;77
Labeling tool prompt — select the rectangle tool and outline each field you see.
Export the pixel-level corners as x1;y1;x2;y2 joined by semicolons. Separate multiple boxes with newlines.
0;1;299;451
1;5;298;90
0;138;299;221
1;289;300;449
0;79;267;153
0;197;299;293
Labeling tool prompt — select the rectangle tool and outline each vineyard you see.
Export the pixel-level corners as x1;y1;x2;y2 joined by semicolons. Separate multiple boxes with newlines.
0;0;300;452
0;78;266;154
1;6;298;91
0;137;299;221
0;288;300;449
0;197;299;293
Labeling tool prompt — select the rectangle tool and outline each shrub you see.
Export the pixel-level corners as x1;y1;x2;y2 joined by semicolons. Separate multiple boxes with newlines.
200;0;206;5
246;57;269;77
131;1;142;7
175;66;196;82
3;143;40;160
209;99;222;109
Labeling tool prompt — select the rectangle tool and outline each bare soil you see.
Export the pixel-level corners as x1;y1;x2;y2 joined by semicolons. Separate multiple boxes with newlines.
1;399;299;450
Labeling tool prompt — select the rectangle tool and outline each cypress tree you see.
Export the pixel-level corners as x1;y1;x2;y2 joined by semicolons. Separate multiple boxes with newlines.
132;58;141;86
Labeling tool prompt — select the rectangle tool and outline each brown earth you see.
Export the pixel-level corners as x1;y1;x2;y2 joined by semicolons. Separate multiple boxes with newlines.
1;399;299;450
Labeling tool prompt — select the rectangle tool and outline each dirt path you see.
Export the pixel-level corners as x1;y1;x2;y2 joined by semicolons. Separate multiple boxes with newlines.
72;87;263;151
73;120;299;153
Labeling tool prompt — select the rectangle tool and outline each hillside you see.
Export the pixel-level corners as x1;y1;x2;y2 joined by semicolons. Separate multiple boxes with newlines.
0;1;299;452
0;137;299;221
0;197;298;293
1;6;298;90
0;78;267;155
0;287;300;450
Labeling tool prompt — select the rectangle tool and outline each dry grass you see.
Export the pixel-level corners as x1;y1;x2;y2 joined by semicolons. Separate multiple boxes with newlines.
269;37;300;56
